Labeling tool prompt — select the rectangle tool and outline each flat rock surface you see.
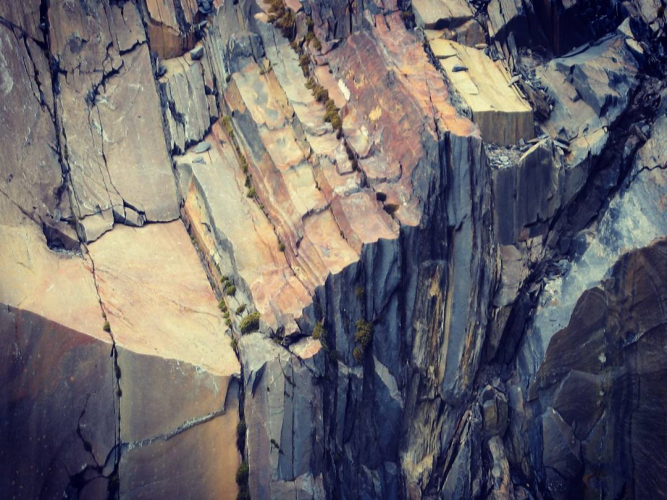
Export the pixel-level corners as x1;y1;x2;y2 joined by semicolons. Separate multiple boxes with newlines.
411;0;473;29
89;222;239;379
437;40;534;145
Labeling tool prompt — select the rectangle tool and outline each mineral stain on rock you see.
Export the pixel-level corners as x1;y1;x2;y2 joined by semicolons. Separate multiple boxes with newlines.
0;0;666;499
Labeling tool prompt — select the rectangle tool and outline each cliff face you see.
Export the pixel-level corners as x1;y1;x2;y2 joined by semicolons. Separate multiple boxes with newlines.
0;0;665;499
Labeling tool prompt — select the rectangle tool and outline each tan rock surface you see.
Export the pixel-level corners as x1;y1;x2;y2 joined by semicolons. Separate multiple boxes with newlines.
1;189;241;498
0;200;115;498
437;40;534;145
89;221;241;496
178;123;313;334
89;222;239;379
411;0;474;30
120;390;240;500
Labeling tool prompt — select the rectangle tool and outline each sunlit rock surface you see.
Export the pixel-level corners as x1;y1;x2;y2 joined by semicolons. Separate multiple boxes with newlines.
1;0;666;498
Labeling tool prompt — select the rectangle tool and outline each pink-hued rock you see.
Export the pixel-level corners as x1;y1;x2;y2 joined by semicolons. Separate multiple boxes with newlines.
1;202;240;498
178;123;313;334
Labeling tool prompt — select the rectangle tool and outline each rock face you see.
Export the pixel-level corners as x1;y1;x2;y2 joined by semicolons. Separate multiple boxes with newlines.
435;39;534;145
1;0;666;499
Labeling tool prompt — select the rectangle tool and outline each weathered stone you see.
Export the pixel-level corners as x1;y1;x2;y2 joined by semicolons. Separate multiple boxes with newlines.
532;239;667;499
177;123;312;334
0;201;116;499
190;44;205;60
88;222;241;498
411;0;473;30
49;1;179;240
438;40;534;145
2;1;667;499
160;56;213;153
481;386;509;438
145;0;198;59
0;20;76;247
493;140;560;245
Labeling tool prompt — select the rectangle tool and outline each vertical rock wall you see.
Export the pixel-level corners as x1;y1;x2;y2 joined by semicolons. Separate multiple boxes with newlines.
1;0;666;499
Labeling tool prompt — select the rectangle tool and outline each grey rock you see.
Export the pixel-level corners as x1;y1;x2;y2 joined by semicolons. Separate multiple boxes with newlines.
193;141;211;153
189;45;204;60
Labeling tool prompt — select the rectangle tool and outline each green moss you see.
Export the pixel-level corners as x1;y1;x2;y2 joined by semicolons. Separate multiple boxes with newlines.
240;311;261;334
236;304;246;315
355;286;365;300
230;338;238;350
313;321;326;340
236;461;249;485
279;241;286;252
218;299;228;312
237;487;250;500
355;319;373;347
103;320;111;333
237;420;247;450
323;99;342;131
224;283;237;296
313;84;329;102
239;155;249;174
222;115;234;137
353;345;364;363
246;186;256;198
299;53;311;74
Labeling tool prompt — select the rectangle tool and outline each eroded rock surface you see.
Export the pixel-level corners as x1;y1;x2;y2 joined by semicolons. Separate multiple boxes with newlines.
1;0;666;499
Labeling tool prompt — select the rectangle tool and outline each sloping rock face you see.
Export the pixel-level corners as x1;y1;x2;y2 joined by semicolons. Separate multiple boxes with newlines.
1;0;667;500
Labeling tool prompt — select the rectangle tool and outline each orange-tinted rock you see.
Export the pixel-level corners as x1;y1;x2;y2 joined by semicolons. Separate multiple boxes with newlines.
177;123;313;334
145;0;198;59
0;201;116;498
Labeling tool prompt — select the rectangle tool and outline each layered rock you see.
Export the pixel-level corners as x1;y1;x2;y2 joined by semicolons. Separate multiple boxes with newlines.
1;0;667;499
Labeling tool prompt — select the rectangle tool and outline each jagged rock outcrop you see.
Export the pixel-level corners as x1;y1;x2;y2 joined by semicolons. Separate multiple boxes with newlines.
1;0;666;499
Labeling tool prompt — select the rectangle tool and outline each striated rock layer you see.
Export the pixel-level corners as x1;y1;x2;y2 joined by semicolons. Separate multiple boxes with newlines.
1;0;667;499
